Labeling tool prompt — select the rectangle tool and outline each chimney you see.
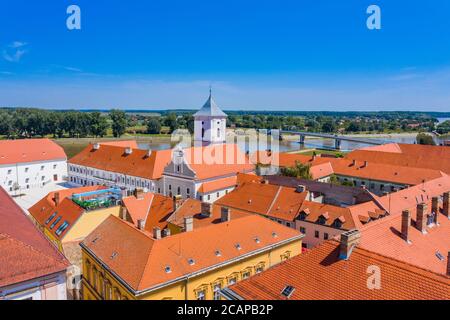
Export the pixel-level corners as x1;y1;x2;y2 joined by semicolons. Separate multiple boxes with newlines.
146;149;152;158
173;195;183;210
125;147;133;155
443;192;450;218
184;216;194;232
431;196;439;225
54;192;60;206
93;143;100;150
201;202;212;217
221;207;231;222
296;185;307;193
401;210;411;242
339;229;360;260
137;219;145;231
262;179;269;185
120;206;128;220
153;227;161;240
447;252;450;277
362;161;368;168
134;188;144;200
351;159;356;166
416;203;427;234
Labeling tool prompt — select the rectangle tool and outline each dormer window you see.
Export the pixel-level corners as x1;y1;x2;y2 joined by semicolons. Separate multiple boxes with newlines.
333;219;343;229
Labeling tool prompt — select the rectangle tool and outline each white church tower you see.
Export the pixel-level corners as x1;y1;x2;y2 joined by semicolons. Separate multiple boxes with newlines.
194;89;227;145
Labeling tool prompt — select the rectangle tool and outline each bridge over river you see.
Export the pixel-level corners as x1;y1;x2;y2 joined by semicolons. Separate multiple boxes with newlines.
278;130;394;150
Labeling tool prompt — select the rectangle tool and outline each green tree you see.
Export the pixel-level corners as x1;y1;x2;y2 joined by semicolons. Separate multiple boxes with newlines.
146;118;162;134
165;112;178;133
416;133;435;145
280;161;313;180
89;112;109;137
110;109;127;137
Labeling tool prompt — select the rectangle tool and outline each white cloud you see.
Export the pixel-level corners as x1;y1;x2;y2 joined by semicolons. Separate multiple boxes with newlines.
3;41;28;63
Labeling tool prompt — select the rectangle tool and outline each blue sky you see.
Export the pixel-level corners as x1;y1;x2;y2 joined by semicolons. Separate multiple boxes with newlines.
1;0;450;111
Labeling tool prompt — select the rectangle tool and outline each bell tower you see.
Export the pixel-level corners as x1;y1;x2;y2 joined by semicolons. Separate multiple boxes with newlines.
194;89;227;145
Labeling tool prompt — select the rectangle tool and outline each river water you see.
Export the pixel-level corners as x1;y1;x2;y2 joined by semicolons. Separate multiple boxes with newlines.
137;133;447;154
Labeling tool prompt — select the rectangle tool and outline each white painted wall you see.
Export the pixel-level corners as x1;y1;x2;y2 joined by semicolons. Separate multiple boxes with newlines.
0;271;67;300
0;159;67;195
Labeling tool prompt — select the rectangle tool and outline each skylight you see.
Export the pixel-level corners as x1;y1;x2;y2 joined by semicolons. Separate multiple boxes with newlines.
435;251;445;261
281;285;295;298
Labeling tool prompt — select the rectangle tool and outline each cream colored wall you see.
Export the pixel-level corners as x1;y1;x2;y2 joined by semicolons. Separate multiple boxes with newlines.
63;206;120;243
295;220;343;248
82;238;302;300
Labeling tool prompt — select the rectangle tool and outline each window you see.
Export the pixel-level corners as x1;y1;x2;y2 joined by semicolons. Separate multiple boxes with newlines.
50;216;62;229
314;230;319;238
177;186;181;195
8;180;12;186
242;271;250;279
168;185;172;191
256;265;264;274
324;233;329;240
41;176;45;181
157;188;161;193
53;164;57;169
281;285;295;299
197;290;206;300
299;227;306;234
216;192;220;198
228;277;237;286
55;221;70;236
25;178;29;183
40;165;45;170
286;222;292;228
45;212;58;224
25;167;29;173
7;169;12;174
207;195;211;201
187;188;190;195
213;284;221;300
217;128;220;138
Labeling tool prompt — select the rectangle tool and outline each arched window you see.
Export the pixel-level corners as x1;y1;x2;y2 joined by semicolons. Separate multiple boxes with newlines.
217;128;220;138
202;128;205;138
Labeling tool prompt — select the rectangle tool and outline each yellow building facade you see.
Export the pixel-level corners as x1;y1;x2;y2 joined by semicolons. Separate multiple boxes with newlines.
81;237;302;300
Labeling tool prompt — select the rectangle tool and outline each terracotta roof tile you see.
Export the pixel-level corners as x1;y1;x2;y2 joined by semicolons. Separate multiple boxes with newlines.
0;138;66;165
0;187;69;287
226;241;450;300
69;144;173;180
82;214;303;292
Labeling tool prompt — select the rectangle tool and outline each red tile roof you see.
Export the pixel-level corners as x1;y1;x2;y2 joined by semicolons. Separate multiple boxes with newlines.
225;241;450;300
28;186;107;240
198;176;237;193
99;140;139;148
69;144;173;180
81;214;303;293
166;198;250;230
273;153;445;185
347;143;450;174
182;144;255;180
216;182;308;222
0;187;69;287
122;193;174;231
0;139;66;165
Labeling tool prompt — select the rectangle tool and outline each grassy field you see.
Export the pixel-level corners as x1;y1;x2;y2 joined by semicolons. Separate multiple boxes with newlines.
293;149;348;157
53;134;173;158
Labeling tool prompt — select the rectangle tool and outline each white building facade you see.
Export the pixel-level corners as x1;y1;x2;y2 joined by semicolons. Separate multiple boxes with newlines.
0;139;67;195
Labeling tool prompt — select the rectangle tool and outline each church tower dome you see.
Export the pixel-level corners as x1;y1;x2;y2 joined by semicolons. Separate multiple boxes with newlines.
194;89;227;145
